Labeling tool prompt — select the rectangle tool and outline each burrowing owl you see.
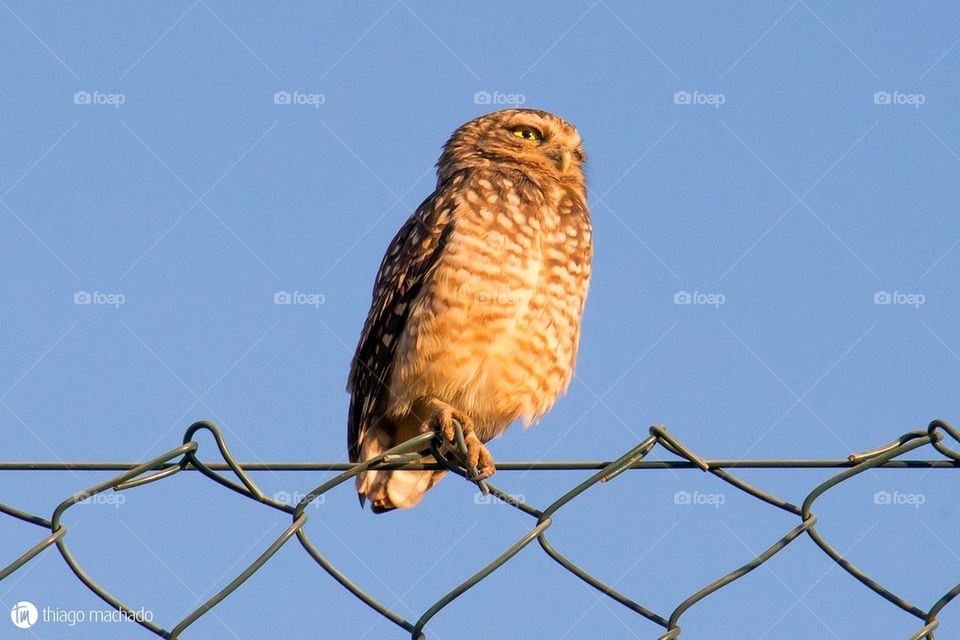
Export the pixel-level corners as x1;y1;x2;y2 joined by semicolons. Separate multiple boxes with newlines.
347;109;591;512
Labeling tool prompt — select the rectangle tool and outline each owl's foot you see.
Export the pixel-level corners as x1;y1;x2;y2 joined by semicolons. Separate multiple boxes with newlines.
420;399;495;480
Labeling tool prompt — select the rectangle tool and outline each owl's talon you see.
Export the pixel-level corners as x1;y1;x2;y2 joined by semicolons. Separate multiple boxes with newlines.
421;399;496;480
466;434;495;480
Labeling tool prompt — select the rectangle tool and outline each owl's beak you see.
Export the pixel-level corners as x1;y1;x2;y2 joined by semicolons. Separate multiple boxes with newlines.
559;148;572;174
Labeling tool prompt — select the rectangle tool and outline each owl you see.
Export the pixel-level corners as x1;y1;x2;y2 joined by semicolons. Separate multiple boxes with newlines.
347;109;592;512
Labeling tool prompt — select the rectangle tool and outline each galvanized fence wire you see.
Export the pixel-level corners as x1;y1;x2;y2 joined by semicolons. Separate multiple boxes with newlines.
2;419;959;639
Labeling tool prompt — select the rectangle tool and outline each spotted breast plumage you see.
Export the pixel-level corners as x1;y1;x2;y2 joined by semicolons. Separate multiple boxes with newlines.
347;108;592;512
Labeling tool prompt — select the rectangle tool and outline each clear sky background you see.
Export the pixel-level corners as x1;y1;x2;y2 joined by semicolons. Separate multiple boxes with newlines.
2;2;959;639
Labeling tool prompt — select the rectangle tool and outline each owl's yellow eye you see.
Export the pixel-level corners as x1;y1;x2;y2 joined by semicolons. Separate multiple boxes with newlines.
511;127;542;142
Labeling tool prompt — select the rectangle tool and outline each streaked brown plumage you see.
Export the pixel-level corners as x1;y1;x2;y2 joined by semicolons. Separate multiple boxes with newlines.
347;109;592;512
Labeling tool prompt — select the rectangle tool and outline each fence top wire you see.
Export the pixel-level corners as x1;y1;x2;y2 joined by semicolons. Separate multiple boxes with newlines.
2;418;958;640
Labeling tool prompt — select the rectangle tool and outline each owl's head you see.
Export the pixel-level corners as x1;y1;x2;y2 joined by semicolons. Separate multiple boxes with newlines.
438;109;585;185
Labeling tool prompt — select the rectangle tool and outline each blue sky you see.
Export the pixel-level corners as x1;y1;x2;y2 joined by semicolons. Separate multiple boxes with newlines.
2;2;959;638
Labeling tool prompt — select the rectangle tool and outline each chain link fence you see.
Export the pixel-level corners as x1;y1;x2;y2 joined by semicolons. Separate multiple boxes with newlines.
2;419;958;639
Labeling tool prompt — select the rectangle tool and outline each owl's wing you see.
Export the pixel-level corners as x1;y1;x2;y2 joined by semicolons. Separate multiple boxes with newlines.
347;187;456;462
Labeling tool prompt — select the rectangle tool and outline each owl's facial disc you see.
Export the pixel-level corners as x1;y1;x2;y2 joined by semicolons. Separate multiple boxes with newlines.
438;109;585;183
491;112;583;178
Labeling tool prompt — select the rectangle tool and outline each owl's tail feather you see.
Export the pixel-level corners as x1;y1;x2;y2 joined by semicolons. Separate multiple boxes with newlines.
356;426;446;513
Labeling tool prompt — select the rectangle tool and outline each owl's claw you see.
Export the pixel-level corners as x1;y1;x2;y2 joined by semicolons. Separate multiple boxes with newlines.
462;431;495;481
421;399;495;480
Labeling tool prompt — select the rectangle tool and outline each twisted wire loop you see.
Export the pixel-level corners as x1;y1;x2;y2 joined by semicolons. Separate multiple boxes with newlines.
1;419;958;638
